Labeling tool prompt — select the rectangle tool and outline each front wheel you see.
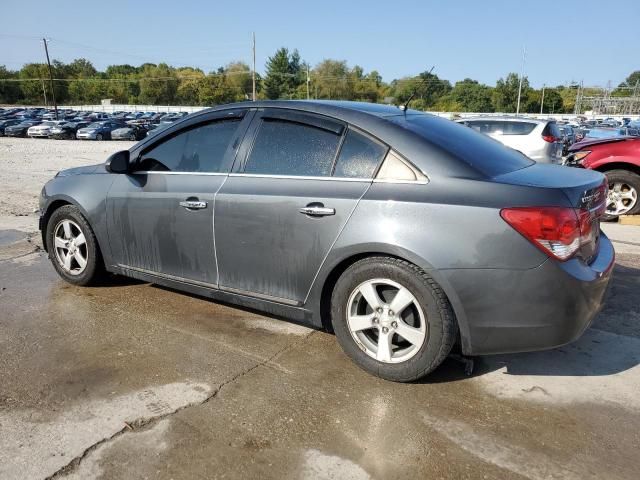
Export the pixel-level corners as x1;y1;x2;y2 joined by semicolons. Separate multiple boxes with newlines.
603;169;640;221
95;133;103;141
331;257;457;382
45;205;104;286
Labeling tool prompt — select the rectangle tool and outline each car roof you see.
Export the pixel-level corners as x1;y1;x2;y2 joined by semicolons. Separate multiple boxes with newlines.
212;100;416;118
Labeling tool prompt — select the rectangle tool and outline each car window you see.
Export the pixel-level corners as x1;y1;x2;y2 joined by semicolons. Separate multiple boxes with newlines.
502;122;537;135
391;114;534;177
333;128;388;178
466;120;502;134
138;119;241;173
244;119;341;176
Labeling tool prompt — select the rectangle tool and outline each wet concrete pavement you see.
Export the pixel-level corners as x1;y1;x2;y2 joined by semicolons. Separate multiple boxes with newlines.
1;231;639;479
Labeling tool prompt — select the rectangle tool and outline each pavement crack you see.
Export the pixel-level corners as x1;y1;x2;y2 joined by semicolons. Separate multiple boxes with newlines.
44;330;316;479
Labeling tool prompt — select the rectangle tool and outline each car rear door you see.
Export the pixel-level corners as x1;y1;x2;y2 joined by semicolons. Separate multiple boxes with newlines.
106;109;251;286
214;109;388;305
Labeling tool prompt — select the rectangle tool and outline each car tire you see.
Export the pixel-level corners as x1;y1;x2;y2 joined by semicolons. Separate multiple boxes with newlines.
95;133;103;141
129;133;137;141
603;169;640;221
45;205;104;286
331;256;457;382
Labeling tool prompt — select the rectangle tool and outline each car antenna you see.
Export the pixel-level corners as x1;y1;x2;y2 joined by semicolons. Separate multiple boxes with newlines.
401;66;435;113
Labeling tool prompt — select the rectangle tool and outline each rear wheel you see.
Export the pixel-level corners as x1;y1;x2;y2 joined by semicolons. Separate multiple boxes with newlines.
46;205;104;286
331;257;457;382
603;170;640;221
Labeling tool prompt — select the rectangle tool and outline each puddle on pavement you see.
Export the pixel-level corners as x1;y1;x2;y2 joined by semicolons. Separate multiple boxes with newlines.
0;229;24;246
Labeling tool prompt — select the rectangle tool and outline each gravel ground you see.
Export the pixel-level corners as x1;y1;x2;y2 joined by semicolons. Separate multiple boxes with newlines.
0;137;133;231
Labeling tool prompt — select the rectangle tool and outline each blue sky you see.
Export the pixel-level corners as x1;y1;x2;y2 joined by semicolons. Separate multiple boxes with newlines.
1;0;638;87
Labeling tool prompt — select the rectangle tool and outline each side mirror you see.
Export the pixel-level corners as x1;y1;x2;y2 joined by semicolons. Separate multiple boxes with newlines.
105;150;130;174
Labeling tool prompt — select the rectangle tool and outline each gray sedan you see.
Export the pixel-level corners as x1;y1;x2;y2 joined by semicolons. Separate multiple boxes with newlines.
38;101;613;382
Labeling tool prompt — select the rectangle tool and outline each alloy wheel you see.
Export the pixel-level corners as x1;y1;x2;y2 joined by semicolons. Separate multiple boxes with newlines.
53;219;88;276
607;181;637;216
346;278;427;363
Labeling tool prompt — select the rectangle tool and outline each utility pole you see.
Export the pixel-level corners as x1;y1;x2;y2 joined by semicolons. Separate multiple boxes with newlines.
42;38;58;119
516;46;526;116
252;32;256;101
540;84;545;114
306;65;310;100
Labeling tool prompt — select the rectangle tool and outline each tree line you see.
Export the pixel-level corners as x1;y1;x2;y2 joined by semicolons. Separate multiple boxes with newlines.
0;47;638;114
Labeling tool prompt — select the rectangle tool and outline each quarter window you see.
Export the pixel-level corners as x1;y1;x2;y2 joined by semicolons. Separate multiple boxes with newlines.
138;119;241;172
333;129;387;178
244;119;341;176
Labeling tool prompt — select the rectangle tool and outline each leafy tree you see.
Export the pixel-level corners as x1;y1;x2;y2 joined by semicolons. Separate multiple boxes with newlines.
0;65;20;103
312;59;353;100
391;70;452;109
138;63;177;104
448;78;494;112
262;48;305;99
493;73;530;112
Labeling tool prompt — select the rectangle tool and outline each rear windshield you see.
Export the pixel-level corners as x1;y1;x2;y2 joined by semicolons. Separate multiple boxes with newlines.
390;114;534;177
464;120;537;135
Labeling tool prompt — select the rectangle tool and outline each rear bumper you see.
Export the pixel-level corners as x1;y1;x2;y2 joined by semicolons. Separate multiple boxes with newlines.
441;233;615;355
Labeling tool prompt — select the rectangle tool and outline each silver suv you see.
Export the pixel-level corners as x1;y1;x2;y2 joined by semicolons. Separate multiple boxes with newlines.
457;116;564;163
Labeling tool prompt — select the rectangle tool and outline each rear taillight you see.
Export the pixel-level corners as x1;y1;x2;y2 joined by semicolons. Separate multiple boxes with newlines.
500;206;595;261
542;135;557;143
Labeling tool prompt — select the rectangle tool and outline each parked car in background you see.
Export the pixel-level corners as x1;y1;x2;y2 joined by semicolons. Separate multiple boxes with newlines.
558;124;576;155
577;127;639;142
0;119;21;136
38;100;613;382
565;137;640;220
456;117;564;163
49;121;91;139
76;121;123;140
28;120;66;138
4;120;41;137
111;124;148;141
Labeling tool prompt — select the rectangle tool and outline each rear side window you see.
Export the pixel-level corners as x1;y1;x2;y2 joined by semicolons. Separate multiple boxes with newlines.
501;122;536;135
391;114;534;177
465;120;536;135
333;129;388;178
138;119;241;172
244;119;341;176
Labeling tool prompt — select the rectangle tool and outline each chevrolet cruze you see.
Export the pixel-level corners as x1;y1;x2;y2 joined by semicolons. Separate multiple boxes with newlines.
39;101;614;382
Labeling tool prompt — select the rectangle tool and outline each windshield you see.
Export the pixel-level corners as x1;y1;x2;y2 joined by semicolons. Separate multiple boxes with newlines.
87;122;102;129
585;128;624;139
390;114;534;177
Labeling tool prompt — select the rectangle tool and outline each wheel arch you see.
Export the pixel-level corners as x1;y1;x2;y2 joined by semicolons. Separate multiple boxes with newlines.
311;246;471;353
591;160;640;177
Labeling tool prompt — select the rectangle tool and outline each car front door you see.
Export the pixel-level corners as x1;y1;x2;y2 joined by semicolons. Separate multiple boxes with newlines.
106;110;250;285
215;109;388;304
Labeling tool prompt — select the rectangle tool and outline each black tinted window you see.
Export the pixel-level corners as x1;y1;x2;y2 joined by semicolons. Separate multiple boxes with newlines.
391;114;534;177
244;119;340;176
333;129;387;178
139;119;240;172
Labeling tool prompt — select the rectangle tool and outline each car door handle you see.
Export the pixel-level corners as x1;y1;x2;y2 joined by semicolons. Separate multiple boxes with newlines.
179;200;208;210
299;205;335;216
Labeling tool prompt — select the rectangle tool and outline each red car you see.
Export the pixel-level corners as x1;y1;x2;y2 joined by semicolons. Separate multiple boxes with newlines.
566;137;640;220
